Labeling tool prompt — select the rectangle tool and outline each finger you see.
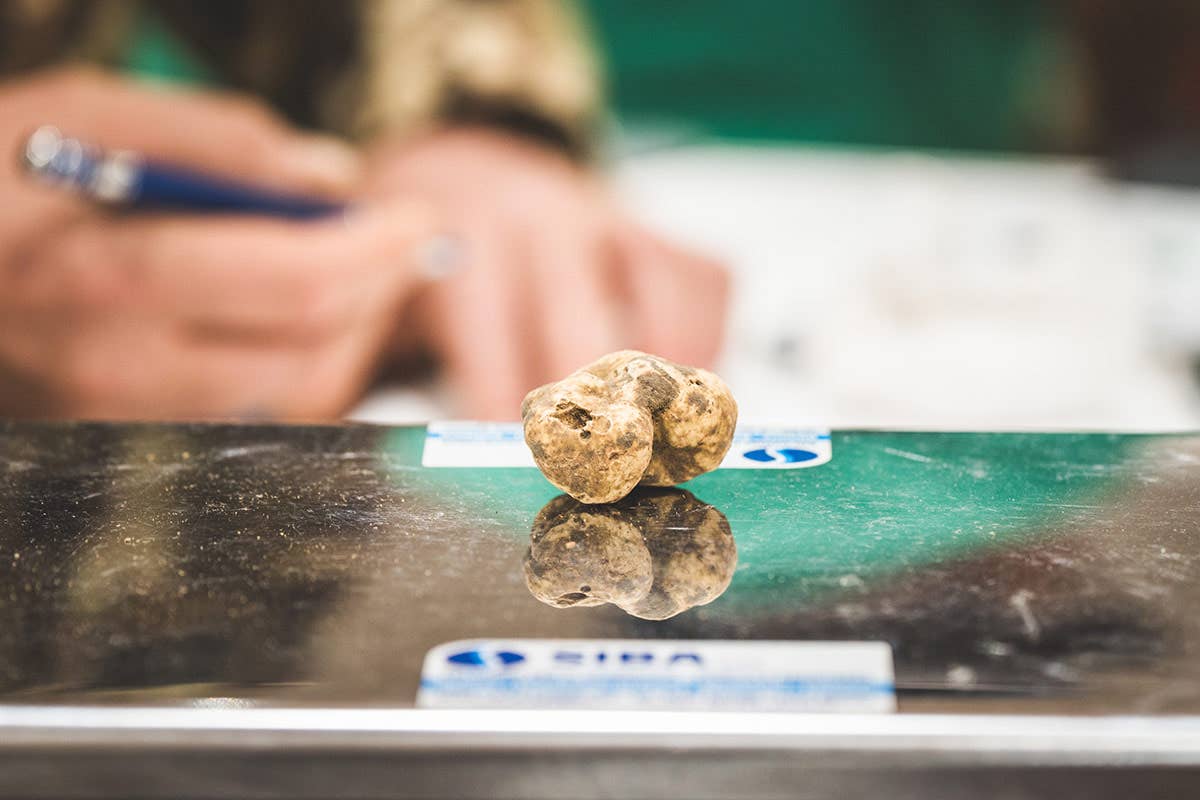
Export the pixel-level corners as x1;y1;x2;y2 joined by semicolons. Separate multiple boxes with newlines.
11;314;291;420
1;226;407;420
167;322;389;421
20;198;438;344
522;221;623;383
609;221;730;367
40;316;371;421
181;283;403;420
0;310;68;417
17;67;361;195
278;318;401;420
416;229;531;420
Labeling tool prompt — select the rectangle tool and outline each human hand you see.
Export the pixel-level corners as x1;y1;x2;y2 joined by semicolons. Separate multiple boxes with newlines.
363;128;729;420
0;68;436;419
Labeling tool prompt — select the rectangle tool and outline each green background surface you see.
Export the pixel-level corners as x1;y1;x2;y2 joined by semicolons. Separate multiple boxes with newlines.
388;428;1144;606
581;0;1057;151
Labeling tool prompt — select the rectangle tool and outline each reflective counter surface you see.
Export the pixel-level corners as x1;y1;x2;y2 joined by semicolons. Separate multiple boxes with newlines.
3;421;1200;798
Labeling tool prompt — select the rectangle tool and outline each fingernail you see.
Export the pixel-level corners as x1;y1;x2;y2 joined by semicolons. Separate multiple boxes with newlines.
285;135;362;189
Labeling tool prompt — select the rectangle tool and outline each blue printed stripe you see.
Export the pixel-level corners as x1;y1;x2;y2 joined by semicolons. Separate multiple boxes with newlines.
420;676;893;697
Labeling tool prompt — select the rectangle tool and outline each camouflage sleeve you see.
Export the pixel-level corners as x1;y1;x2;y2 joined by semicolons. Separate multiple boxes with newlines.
343;0;604;159
0;0;133;75
0;0;605;159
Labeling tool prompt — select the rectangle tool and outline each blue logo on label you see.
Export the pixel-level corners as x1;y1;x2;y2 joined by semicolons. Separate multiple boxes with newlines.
742;447;818;464
553;650;703;666
446;649;526;668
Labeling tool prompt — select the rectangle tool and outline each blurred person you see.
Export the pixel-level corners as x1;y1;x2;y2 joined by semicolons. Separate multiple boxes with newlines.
0;0;728;421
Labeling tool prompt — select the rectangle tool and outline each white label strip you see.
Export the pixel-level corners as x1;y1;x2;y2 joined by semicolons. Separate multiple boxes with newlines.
421;422;831;469
418;639;894;713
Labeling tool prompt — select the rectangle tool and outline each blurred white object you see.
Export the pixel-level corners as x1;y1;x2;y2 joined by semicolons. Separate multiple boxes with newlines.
351;378;450;425
353;145;1200;430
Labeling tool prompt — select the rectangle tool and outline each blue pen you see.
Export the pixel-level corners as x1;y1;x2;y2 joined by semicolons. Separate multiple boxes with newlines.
18;125;464;279
20;125;344;220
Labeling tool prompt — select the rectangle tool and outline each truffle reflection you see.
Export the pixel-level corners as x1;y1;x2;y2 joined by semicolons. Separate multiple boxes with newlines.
524;488;736;620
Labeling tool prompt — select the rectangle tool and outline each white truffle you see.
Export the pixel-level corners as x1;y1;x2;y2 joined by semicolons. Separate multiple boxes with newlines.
522;351;737;504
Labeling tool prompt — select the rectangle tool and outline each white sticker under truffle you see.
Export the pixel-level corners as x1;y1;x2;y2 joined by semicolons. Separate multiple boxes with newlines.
422;423;832;469
418;639;894;712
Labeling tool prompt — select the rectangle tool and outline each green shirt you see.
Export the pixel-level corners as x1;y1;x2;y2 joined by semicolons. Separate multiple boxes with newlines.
121;8;215;87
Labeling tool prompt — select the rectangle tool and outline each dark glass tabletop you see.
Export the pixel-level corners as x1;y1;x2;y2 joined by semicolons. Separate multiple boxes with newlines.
3;421;1199;711
3;421;1200;798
